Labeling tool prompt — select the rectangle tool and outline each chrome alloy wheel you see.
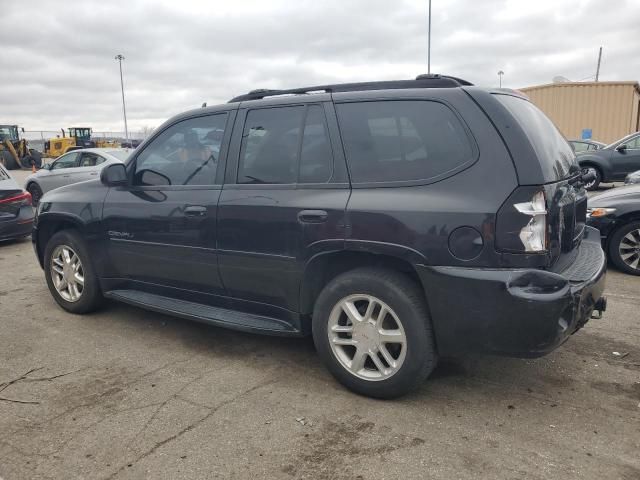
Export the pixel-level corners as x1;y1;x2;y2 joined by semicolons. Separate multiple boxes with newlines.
582;167;598;189
327;294;407;381
51;245;85;302
619;228;640;271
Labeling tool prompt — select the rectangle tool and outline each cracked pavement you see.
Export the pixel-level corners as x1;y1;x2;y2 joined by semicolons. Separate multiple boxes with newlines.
1;172;639;479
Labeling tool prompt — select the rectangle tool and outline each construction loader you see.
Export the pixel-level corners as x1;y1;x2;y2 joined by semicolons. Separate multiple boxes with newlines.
44;127;96;157
0;125;42;170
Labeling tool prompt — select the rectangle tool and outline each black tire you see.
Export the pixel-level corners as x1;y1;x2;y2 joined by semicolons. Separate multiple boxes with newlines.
1;150;18;170
27;182;43;207
44;229;103;313
312;267;437;399
28;150;43;169
583;165;601;191
608;221;640;276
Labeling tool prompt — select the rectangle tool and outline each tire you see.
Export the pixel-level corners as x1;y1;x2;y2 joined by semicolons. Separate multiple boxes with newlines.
582;166;601;191
312;267;437;399
28;150;43;169
1;150;18;170
608;221;640;275
27;182;43;207
44;229;103;313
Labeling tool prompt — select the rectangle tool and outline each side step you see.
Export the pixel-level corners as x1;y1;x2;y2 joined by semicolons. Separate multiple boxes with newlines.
105;289;301;336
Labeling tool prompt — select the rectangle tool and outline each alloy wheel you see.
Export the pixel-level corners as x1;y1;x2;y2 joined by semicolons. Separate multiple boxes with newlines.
50;245;85;302
619;229;640;271
327;294;407;381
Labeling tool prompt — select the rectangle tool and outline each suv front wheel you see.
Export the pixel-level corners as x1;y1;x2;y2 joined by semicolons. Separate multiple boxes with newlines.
312;267;437;398
44;230;103;313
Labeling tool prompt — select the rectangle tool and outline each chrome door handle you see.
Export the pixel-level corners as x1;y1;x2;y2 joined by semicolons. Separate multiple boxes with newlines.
184;205;207;217
297;210;328;223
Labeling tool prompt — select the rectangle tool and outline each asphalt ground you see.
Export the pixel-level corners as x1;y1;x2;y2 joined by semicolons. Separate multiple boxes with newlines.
1;170;638;479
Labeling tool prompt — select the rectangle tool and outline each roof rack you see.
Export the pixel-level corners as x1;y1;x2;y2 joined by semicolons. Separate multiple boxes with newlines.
228;74;473;103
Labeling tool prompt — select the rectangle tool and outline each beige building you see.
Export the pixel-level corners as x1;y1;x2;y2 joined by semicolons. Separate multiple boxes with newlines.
520;81;640;144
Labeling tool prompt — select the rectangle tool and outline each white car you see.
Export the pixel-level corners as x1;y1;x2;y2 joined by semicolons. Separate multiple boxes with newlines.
25;148;132;205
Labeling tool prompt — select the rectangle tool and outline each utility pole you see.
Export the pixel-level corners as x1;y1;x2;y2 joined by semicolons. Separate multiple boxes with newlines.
595;46;602;82
427;0;432;74
498;70;504;88
115;54;129;144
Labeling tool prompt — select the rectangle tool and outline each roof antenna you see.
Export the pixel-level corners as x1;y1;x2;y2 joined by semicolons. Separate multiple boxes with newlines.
201;102;207;108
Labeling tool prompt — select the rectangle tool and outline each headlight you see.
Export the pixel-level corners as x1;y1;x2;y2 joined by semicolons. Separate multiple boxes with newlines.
587;207;616;218
514;191;547;252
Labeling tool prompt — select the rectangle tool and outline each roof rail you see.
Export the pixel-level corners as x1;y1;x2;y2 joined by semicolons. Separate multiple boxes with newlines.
228;74;473;103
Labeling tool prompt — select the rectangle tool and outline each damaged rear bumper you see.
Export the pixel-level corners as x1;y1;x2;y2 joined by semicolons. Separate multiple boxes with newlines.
417;226;607;357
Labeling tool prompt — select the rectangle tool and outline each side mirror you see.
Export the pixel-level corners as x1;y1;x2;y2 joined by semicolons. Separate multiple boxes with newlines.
616;144;627;152
101;163;127;186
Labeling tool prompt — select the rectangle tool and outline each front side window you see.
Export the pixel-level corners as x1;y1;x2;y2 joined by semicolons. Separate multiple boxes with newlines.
52;152;79;170
134;113;227;186
336;100;474;183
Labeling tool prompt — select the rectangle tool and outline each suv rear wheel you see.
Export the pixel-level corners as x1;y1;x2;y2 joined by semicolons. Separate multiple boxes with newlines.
44;230;103;313
312;267;437;398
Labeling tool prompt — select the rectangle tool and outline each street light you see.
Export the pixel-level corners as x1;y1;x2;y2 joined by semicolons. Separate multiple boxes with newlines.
427;0;432;74
498;70;504;88
115;54;129;145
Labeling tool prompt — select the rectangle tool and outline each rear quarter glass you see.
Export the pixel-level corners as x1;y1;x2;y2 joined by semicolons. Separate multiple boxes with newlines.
494;94;578;182
335;100;476;185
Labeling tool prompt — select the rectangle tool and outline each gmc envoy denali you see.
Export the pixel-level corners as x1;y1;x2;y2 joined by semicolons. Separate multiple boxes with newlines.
32;75;607;398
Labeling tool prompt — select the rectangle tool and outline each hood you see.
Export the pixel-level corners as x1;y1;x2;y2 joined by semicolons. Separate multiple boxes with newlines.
39;178;103;204
589;184;640;206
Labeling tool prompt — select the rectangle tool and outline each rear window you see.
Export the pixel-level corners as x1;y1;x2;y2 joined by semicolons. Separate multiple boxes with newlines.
336;100;475;184
495;94;576;180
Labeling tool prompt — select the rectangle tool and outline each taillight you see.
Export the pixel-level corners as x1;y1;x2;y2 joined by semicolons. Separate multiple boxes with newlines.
496;187;548;253
0;191;32;207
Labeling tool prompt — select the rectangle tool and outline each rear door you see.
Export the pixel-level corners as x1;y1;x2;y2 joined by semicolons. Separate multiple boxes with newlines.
217;102;349;314
102;111;233;297
74;151;107;183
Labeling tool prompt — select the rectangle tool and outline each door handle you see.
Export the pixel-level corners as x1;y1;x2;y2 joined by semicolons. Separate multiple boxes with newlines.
297;209;328;223
90;172;98;176
184;205;208;217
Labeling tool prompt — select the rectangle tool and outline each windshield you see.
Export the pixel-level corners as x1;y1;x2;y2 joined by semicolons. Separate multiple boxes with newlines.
604;133;637;149
107;149;132;161
495;94;577;181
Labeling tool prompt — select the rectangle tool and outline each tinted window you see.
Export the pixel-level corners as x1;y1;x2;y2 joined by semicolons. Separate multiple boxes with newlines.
239;106;304;184
134;114;227;186
299;105;332;183
336;101;474;183
52;152;79;170
495;94;576;180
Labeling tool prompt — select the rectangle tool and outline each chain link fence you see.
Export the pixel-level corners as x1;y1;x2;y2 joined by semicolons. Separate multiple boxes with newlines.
22;130;149;152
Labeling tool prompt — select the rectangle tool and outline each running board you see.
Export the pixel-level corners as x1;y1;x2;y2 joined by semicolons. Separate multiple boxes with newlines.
105;289;301;336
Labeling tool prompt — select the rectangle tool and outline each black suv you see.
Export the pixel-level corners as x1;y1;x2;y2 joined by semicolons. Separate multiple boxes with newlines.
32;75;607;398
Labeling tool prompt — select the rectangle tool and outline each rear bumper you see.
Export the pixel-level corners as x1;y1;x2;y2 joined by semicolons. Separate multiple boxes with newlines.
0;207;33;242
417;226;606;357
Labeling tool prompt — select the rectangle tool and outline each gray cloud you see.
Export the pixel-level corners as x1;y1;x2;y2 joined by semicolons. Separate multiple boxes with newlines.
2;0;639;131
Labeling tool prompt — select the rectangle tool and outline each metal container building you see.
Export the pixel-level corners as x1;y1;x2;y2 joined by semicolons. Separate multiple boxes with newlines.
520;81;640;144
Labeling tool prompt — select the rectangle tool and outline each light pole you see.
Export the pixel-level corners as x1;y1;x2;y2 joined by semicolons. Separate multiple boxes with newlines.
115;54;129;145
498;70;504;88
427;0;432;74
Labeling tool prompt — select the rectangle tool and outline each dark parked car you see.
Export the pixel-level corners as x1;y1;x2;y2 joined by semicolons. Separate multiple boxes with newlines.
625;170;640;185
569;139;605;153
588;185;640;275
577;132;640;190
0;163;34;241
32;75;607;398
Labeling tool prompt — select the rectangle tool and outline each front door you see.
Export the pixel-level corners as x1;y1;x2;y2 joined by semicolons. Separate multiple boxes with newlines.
102;111;233;298
612;134;640;180
42;151;81;191
217;102;349;315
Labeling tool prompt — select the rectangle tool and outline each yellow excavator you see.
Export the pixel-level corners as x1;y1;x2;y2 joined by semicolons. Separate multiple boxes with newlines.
44;127;96;157
0;125;42;169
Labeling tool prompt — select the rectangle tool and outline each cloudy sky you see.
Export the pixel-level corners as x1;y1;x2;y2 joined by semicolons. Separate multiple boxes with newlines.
3;0;639;133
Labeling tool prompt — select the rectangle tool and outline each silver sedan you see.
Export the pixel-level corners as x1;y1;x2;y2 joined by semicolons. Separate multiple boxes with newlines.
24;148;132;205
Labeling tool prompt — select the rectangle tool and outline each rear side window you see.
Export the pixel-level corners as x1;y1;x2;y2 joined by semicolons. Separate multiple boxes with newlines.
495;94;576;180
238;105;333;184
336;100;474;184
